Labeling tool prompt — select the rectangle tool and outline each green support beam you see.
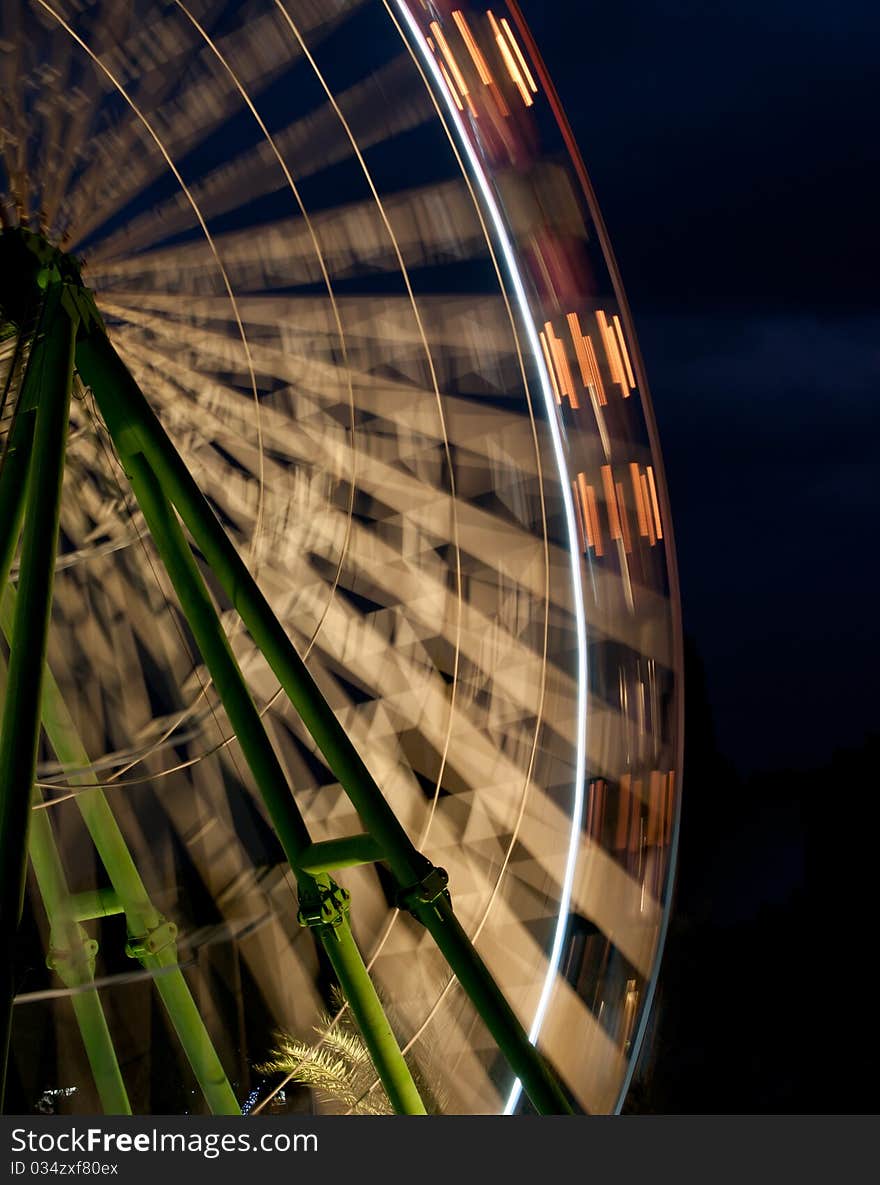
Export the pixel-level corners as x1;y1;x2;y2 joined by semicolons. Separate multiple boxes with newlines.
313;884;427;1115
0;649;131;1114
68;889;124;923
297;834;385;875
0;233;238;1115
0;292;41;594
76;331;430;892
0;583;239;1116
0;238;571;1114
76;325;572;1114
0;283;76;1109
120;451;425;1115
0;401;36;594
27;810;132;1114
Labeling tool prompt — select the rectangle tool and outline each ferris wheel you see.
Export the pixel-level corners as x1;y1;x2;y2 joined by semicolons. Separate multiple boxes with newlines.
0;0;683;1116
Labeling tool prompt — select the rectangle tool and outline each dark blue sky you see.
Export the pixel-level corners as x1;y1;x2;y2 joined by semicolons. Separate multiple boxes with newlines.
521;0;880;775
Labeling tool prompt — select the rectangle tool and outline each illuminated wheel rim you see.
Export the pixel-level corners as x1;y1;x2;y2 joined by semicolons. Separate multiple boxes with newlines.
1;0;682;1115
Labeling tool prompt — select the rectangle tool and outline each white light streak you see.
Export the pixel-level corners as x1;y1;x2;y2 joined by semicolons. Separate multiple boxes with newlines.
391;0;589;1117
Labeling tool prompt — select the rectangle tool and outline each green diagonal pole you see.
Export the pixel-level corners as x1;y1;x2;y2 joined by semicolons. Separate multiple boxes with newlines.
1;232;237;1114
297;835;384;875
0;583;239;1116
77;323;572;1114
29;814;133;1115
121;451;426;1116
0;315;41;605
0;405;36;595
75;333;428;888
0;282;76;1109
0;639;131;1113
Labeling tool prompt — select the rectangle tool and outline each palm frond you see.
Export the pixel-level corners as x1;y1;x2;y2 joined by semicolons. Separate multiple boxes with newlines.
255;1026;393;1115
318;1024;372;1069
256;1042;349;1090
254;980;442;1114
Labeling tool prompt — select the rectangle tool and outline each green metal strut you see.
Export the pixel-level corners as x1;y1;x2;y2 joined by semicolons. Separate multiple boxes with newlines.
0;226;238;1113
0;647;131;1114
0;582;239;1117
76;323;572;1115
0;387;36;594
0;281;77;1109
0;283;42;594
122;451;426;1115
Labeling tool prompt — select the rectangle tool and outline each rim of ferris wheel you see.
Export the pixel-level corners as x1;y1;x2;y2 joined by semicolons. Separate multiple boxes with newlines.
1;0;682;1118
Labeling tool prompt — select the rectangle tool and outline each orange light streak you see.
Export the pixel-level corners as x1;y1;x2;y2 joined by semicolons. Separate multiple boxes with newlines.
612;314;636;389
645;464;663;539
596;309;628;395
583;333;607;405
571;479;587;551
430;20;470;97
549;336;577;405
584;481;604;556
437;59;464;110
452;10;493;85
640;473;656;545
615;480;633;553
575;472;595;551
544;320;577;407
601;464;622;540
430;19;477;114
538;329;562;404
567;317;593;407
565;311;608;407
567;311;590;384
488;10;533;105
630;462;649;537
500;17;538;93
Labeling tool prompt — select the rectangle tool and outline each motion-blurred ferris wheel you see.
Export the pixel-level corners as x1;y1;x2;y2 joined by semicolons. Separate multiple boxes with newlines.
0;0;683;1116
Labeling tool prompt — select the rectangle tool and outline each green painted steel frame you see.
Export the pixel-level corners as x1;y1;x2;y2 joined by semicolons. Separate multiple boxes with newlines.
76;321;571;1116
0;623;131;1114
124;451;426;1115
0;282;78;1106
0;239;572;1115
0;250;239;1115
0;582;240;1116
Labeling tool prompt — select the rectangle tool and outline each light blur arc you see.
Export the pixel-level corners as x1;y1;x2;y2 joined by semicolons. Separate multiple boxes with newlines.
0;0;682;1117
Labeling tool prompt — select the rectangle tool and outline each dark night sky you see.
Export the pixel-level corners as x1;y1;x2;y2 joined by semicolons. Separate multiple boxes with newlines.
521;0;880;777
517;2;880;1110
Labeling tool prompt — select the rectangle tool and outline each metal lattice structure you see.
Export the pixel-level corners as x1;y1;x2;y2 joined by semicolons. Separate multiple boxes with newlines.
0;0;683;1116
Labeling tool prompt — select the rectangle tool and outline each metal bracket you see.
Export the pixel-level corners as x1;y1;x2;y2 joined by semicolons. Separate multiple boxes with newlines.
396;864;450;917
297;877;351;935
125;918;178;960
46;927;99;983
63;283;104;336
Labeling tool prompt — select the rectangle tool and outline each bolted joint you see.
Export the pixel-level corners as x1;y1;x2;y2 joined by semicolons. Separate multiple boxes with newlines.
46;927;99;984
0;225;104;337
297;877;350;937
0;226;86;323
63;283;105;336
125;918;178;960
396;864;450;918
